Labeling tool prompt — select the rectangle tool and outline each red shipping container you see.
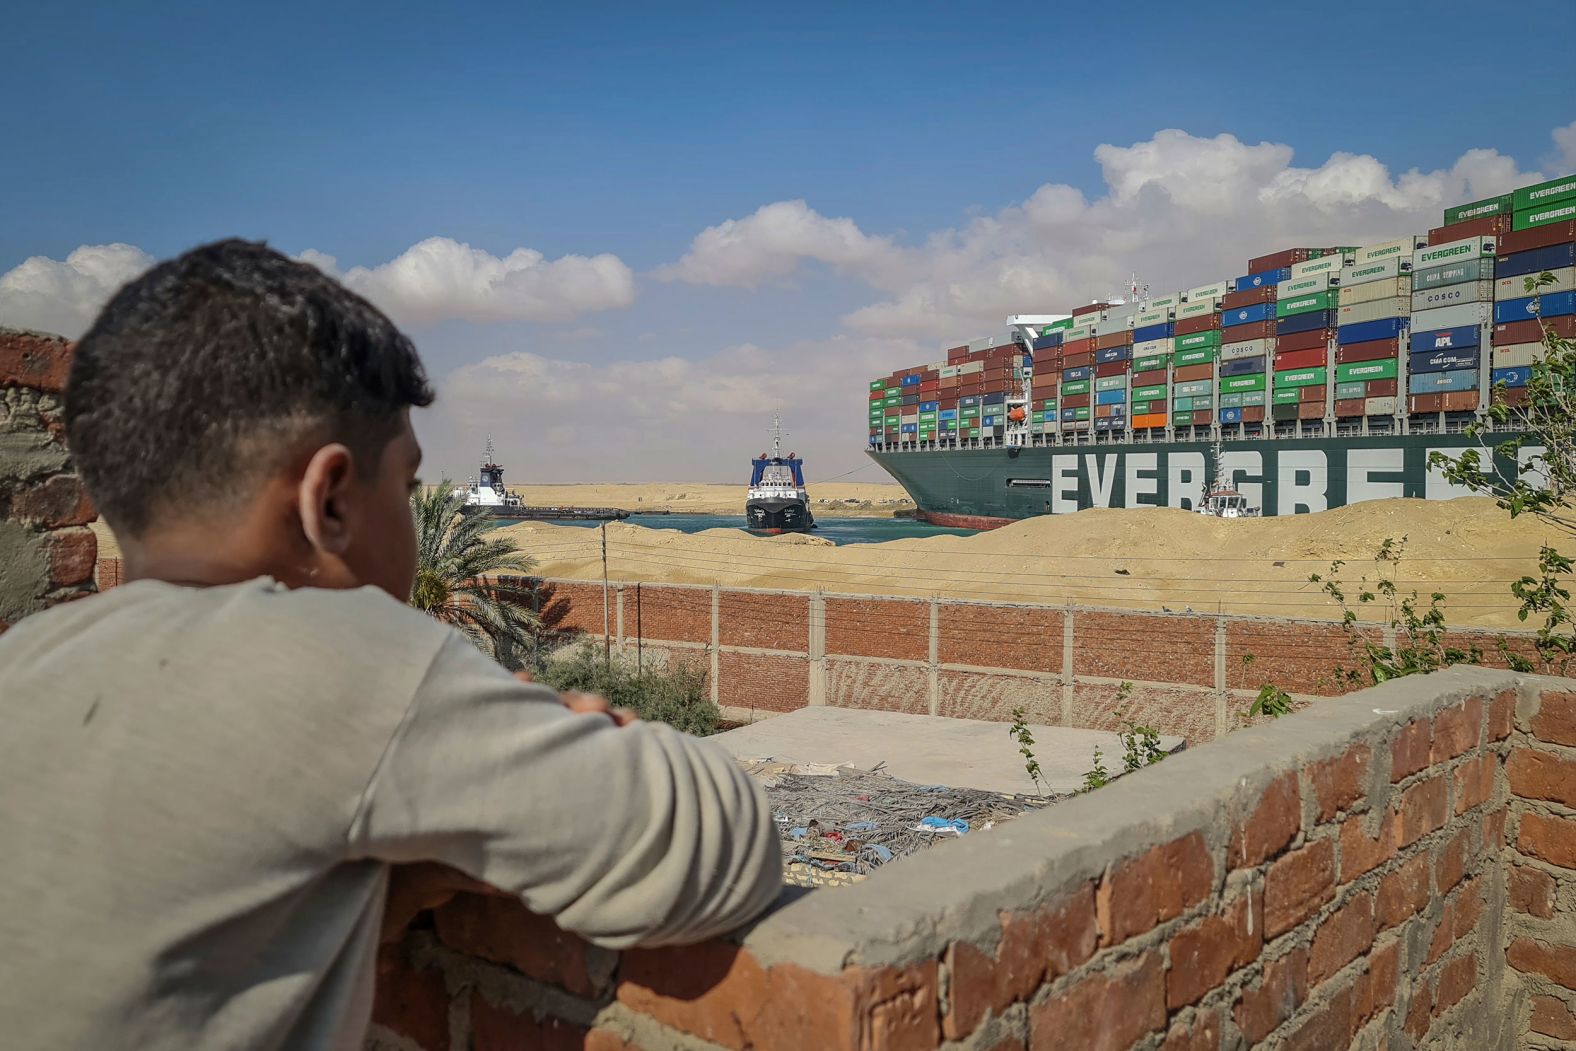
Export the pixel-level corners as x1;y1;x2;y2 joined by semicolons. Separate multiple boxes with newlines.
1062;352;1094;368
919;385;940;396
1409;393;1444;414
1299;385;1326;404
1335;398;1365;417
1249;247;1314;272
1427;216;1511;245
1274;347;1326;371
946;344;970;362
1224;320;1276;341
1442;391;1480;412
1335;338;1401;364
1242;405;1266;423
869;390;884;401
1095;361;1129;378
1094;331;1132;351
1131;368;1166;387
1298;401;1325;419
1275;329;1332;353
1501;221;1576;254
1094;404;1120;418
1174;314;1221;336
1174;363;1213;382
1493;386;1530;408
1061;337;1095;355
940;376;959;389
1071;302;1111;318
1222;286;1277;309
1062;393;1091;408
1367;379;1398;398
1493;317;1576;345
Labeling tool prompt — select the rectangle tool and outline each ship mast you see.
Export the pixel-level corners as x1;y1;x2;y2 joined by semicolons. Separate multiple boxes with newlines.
772;413;783;459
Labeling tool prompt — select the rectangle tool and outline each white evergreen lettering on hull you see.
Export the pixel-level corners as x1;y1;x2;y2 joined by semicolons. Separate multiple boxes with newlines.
1276;451;1328;514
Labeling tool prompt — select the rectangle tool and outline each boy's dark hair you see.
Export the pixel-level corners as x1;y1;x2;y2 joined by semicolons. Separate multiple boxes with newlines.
66;239;435;535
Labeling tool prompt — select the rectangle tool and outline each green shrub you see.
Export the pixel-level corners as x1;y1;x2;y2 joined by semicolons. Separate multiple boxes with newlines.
532;644;720;736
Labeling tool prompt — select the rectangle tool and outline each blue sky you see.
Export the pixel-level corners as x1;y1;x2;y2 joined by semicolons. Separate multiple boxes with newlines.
3;2;1574;481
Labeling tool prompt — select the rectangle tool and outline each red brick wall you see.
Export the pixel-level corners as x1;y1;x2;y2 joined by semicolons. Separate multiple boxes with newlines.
719;590;807;651
1072;611;1215;687
938;669;1057;723
619;583;710;644
939;602;1060;673
826;596;927;661
827;659;929;715
716;652;808;714
0;330;96;632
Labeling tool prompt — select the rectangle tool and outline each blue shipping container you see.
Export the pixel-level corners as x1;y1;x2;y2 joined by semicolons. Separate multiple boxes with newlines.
902;394;920;405
1064;365;1093;381
900;423;917;433
1409;347;1479;374
1277;310;1334;335
901;375;921;386
1221;356;1266;376
1338;317;1410;345
919;400;939;412
1219;407;1244;424
939;408;957;420
1223;302;1274;327
1094;417;1119;430
1095;389;1127;405
1032;333;1063;351
983;392;1006;404
982;416;997;427
1495;243;1576;280
1409;325;1482;353
1494;291;1576;325
1060;408;1077;422
1232;267;1293;290
1133;322;1173;343
960;395;981;406
1095;345;1132;364
1407;368;1480;395
1493;366;1533;388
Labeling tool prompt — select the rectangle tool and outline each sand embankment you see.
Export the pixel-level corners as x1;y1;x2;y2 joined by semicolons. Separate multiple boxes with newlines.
505;482;912;518
499;497;1556;629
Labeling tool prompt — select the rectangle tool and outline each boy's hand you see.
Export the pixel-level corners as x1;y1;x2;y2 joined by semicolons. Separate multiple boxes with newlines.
514;670;637;726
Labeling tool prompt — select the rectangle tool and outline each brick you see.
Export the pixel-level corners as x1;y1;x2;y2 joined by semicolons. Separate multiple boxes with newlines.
1508;938;1576;991
1484;806;1507;853
1391;720;1430;782
1530;994;1576;1040
1488;689;1515;741
1404;980;1432;1042
1165;890;1262;1009
938;602;1061;673
1073;611;1213;686
371;941;450;1051
0;330;73;393
1028;951;1165;1051
1359;939;1400;1026
718;591;807;650
1435;825;1471;894
1430;696;1483;763
717;651;809;714
1508;747;1576;809
46;527;96;588
1308;744;1371;822
1229;772;1300;869
1309;891;1376;987
826;598;927;661
1234;946;1308;1042
1376;853;1430;932
1282;977;1357;1051
3;474;96;528
1452;752;1496;815
1265;839;1335;939
1509;865;1557;918
1159;1008;1221;1051
1519;811;1576;870
1432;952;1475;1017
434;895;605;998
471;992;588;1051
1532;690;1576;746
1096;832;1213;945
1396;777;1448;848
1452;880;1484;939
1339;810;1395;883
943;884;1097;1040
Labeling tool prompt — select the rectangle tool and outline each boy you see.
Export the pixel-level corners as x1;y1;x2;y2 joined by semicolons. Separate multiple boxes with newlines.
0;240;782;1050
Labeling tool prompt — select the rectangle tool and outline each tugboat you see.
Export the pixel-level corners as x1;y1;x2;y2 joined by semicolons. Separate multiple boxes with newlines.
746;417;815;533
453;440;630;521
1196;440;1260;519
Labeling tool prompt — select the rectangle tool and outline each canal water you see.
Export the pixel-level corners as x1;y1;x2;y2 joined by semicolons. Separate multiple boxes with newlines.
538;514;977;545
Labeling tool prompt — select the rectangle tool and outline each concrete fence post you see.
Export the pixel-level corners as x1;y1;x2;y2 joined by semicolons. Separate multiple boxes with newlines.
710;584;720;707
1061;607;1075;724
614;584;625;651
927;597;940;717
808;591;827;707
1214;617;1228;737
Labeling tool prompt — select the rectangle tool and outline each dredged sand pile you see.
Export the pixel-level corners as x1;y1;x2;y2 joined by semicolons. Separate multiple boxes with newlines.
505;481;912;517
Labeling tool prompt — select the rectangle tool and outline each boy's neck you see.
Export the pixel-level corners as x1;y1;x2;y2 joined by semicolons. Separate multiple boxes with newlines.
120;518;317;590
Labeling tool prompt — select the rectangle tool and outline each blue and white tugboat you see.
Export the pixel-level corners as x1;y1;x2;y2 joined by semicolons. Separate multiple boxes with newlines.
746;416;815;533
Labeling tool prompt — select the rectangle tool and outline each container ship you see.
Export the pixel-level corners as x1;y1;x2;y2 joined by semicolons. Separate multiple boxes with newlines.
866;172;1576;527
747;416;815;532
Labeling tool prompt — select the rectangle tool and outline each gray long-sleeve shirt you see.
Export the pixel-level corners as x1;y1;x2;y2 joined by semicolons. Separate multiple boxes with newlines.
0;577;782;1049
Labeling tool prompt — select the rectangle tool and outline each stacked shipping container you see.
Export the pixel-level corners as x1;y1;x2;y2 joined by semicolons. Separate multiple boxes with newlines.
1489;174;1576;410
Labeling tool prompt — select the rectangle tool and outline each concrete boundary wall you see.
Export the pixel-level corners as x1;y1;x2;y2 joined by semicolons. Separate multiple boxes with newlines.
372;667;1576;1049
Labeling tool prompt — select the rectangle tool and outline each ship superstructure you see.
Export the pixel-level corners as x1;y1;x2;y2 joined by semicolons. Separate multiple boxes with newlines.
746;416;814;532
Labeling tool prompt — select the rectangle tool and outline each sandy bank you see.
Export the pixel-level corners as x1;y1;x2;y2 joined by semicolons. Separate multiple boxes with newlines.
504;482;912;518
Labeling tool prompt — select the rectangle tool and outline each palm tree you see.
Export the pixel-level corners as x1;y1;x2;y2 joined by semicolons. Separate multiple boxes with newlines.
409;483;540;664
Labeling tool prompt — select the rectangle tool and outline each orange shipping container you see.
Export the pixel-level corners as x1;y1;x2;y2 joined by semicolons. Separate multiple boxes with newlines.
1174;363;1213;382
1132;412;1168;429
1335;398;1365;417
1094;331;1132;351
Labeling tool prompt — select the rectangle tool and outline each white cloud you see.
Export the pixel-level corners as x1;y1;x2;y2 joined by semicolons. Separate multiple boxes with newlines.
0;244;154;338
302;237;635;326
1553;120;1576;170
656;199;905;287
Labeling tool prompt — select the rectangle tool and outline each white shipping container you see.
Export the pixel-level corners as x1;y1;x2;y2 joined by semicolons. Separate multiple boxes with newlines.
1186;280;1230;302
1364;397;1398;415
1412;236;1497;270
967;337;1001;352
1411;302;1491;332
1495;266;1576;300
1289;253;1352;280
1338;298;1411;326
1095;315;1133;337
1177;299;1217;319
940;365;959;378
1492;342;1544;369
1278;273;1334;296
1411;282;1495;312
1135;308;1170;326
1147;293;1182;310
957;361;984;374
1343;258;1407;286
1222;338;1274;361
1133;337;1170;356
1065;324;1096;342
1356;236;1425;266
1341;278;1414;306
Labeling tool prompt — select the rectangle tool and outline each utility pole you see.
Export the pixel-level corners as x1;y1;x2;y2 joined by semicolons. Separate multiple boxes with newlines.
635;582;644;677
601;524;611;667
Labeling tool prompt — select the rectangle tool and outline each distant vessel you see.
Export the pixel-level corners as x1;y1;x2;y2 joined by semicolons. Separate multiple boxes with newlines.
453;440;630;521
1197;441;1260;518
746;417;814;533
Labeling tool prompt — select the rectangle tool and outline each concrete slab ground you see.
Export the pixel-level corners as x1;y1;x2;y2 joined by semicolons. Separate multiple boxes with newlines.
713;707;1185;796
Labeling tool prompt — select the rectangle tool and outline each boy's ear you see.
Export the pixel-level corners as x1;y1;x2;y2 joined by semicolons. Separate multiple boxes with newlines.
298;443;357;555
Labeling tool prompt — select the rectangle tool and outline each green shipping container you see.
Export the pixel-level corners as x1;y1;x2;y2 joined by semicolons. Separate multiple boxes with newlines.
869;379;886;391
1061;380;1090;395
1130;400;1152;414
1219;392;1243;408
918;411;937;422
1335;358;1398;383
1133;353;1169;372
1512;174;1576;213
885;387;900;396
1073;406;1091;421
1094;375;1127;392
1275;367;1327;388
961;407;980;418
1041;399;1056;410
1132;384;1167;401
1272;387;1301;405
883;397;901;408
1031;412;1046;423
1335;381;1366;400
1172;396;1193;411
1514;201;1576;231
1174;346;1217;368
1275;290;1338;318
1443;194;1512;226
1220;373;1266;393
1176;330;1222;351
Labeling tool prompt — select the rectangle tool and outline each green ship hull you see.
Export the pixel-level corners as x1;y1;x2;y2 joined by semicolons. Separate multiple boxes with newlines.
867;431;1528;528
